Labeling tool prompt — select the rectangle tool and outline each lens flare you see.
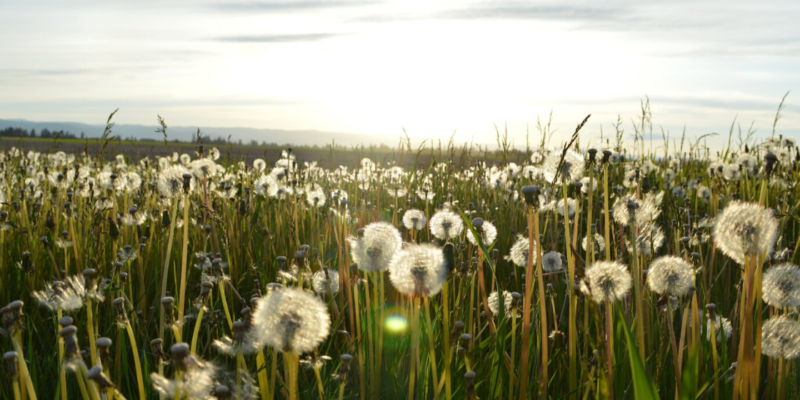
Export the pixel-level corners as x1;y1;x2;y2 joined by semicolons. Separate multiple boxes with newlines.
384;313;408;334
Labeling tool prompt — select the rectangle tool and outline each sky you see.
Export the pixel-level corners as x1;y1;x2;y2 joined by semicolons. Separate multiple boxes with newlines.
1;0;799;149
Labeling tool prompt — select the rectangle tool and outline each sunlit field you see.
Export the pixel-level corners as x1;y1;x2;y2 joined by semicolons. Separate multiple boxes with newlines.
2;107;800;400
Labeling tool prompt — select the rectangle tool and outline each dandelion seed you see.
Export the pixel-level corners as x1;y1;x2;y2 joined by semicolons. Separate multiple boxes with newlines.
429;210;464;241
252;288;331;354
584;261;632;304
712;201;779;265
762;317;800;359
402;209;427;231
762;264;800;308
388;243;448;297
646;256;694;296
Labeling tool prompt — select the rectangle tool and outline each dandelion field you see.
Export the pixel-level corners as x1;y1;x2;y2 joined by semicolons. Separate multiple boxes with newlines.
3;109;800;400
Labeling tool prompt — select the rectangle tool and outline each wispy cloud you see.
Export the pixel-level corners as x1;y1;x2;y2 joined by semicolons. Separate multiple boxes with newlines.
214;33;345;43
212;1;376;12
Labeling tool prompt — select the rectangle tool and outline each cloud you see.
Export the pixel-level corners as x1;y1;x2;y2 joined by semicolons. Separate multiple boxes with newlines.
212;1;375;12
214;33;345;43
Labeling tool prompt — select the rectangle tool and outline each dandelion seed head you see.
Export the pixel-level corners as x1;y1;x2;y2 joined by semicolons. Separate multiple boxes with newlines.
762;264;800;308
487;291;514;316
429;210;464;241
584;261;632;304
712;201;779;265
388;243;448;297
312;269;340;296
252;288;330;354
762;317;800;359
542;251;564;272
158;166;193;198
646;256;694;296
402;209;427;231
505;235;539;268
466;220;498;247
706;314;733;343
582;233;605;255
541;149;585;184
348;222;402;272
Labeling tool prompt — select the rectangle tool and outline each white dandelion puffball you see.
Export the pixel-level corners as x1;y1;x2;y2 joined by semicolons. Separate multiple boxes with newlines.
348;222;402;272
582;234;605;255
646;256;694;296
402;209;427;231
712;201;779;265
466;220;498;247
151;358;217;400
430;210;465;241
506;235;539;268
312;269;340;296
761;317;800;359
157;166;193;198
584;261;632;304
706;315;733;343
488;291;513;316
762;264;800;308
252;288;331;354
542;251;564;272
388;243;448;297
542;149;585;184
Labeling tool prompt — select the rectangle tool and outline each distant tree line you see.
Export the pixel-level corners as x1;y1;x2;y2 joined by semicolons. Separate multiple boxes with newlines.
0;127;81;139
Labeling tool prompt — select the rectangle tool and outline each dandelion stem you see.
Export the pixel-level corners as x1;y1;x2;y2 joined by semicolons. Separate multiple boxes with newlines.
177;190;191;323
11;335;37;400
123;321;146;400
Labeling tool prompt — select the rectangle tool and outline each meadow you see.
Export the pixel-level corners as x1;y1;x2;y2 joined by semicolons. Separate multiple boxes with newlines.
1;109;800;400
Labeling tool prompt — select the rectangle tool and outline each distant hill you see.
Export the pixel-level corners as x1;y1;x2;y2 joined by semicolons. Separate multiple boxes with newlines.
0;119;397;147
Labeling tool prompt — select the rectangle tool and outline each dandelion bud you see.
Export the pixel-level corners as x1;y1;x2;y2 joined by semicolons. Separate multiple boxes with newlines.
181;173;192;193
150;338;163;363
472;218;484;230
706;303;717;318
161;297;175;323
276;256;287;270
170;343;190;371
450;321;465;344
294;250;305;264
3;352;18;379
460;333;473;349
59;325;79;359
588;148;597;162
765;153;778;177
510;292;521;307
521;185;540;206
58;316;73;327
574;181;583;193
40;235;50;249
96;337;112;364
87;366;114;389
213;385;231;399
299;244;310;253
465;371;477;396
340;353;353;376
